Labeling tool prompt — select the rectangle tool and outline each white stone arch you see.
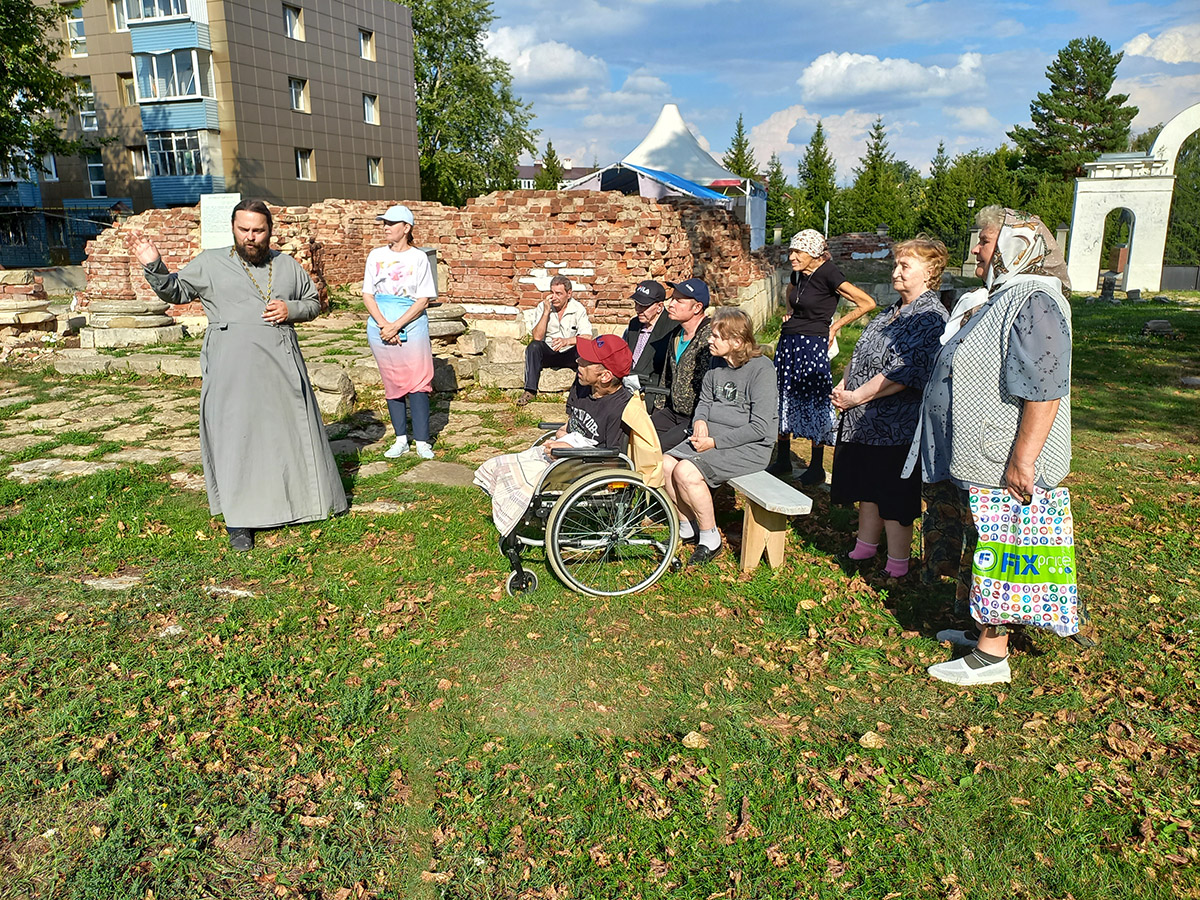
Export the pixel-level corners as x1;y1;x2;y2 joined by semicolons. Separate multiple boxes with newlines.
1067;102;1200;292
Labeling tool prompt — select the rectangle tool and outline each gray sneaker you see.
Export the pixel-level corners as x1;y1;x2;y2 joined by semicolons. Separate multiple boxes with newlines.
927;655;1011;685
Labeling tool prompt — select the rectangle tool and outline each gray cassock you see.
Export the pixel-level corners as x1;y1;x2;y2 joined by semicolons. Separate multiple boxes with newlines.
143;249;348;528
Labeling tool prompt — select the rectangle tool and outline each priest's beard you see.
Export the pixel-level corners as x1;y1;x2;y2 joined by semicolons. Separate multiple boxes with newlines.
235;235;271;266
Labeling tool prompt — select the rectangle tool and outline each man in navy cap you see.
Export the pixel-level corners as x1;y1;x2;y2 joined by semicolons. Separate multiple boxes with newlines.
621;279;676;406
650;278;722;450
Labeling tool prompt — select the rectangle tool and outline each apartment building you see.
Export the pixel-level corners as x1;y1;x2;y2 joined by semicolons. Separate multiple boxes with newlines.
0;0;419;265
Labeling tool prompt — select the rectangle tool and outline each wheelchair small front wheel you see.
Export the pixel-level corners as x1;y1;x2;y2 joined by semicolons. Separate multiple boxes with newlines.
505;570;538;596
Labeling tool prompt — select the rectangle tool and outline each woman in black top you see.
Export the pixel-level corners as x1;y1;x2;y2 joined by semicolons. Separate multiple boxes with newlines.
770;229;875;485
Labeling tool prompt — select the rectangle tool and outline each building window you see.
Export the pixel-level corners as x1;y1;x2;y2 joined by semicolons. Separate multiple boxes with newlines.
359;29;375;60
283;4;304;40
367;157;383;186
295;148;313;181
116;0;187;24
148;130;208;176
111;0;128;31
133;49;215;102
41;155;58;181
77;78;97;130
129;146;150;179
0;217;29;246
87;153;107;198
118;74;137;107
288;77;309;113
363;93;379;125
67;6;88;56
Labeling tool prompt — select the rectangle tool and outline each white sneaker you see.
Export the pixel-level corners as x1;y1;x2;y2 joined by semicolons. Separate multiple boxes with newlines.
936;628;980;649
414;441;434;460
927;655;1011;686
383;436;409;458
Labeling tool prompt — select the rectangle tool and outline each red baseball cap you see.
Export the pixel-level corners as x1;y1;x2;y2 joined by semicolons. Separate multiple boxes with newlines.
576;334;632;379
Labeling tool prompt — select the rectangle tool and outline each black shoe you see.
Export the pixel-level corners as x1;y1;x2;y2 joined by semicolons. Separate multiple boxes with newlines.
678;530;698;546
798;466;826;486
227;527;254;551
766;457;793;476
687;543;722;567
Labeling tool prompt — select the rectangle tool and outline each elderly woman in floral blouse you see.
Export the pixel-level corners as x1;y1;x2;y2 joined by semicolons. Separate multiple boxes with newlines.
829;236;949;577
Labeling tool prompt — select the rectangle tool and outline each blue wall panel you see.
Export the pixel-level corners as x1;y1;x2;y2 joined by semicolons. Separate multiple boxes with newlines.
141;99;219;132
0;181;42;207
129;21;210;52
150;175;225;207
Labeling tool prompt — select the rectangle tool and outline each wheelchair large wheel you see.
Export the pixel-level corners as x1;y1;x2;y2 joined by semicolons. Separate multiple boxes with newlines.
544;471;679;597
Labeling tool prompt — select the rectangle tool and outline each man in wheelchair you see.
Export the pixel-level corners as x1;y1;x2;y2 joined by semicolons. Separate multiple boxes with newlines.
474;334;673;595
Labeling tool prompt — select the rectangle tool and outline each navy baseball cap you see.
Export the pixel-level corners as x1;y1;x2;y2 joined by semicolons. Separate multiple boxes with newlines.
667;277;711;308
631;280;666;307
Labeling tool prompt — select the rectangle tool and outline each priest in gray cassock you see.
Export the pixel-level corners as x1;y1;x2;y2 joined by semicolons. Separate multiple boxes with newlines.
127;198;348;551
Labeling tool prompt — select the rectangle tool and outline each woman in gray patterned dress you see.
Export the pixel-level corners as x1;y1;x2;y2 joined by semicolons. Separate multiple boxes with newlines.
905;206;1075;686
830;237;949;578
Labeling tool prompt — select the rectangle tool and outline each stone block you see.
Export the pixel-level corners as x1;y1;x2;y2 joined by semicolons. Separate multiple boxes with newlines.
476;362;524;390
88;298;170;315
316;390;356;419
429;319;467;339
108;354;162;376
54;355;112;375
485;337;527;364
426;303;466;321
540;367;577;392
432;359;459;392
81;325;184;349
456;331;488;355
309;363;354;394
159;356;203;379
89;314;177;329
452;355;480;380
0;271;34;285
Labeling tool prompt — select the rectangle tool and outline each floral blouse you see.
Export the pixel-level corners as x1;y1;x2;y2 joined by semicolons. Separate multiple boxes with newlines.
838;289;948;446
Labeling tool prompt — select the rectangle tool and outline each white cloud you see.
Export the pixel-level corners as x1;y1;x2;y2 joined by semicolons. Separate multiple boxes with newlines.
1115;73;1200;131
747;105;882;181
1123;24;1200;65
483;26;608;96
798;51;984;104
943;105;1003;135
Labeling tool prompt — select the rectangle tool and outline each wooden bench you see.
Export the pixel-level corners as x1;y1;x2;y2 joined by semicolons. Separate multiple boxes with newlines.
727;471;813;572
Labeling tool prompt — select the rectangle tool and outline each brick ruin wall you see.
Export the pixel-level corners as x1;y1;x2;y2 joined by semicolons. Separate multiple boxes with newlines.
81;191;776;327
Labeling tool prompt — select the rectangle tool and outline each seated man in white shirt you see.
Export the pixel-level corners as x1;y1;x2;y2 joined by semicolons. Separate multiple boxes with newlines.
518;275;593;406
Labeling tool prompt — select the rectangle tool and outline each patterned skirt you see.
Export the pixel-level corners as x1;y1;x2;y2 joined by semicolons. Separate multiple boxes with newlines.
776;333;833;442
367;294;434;398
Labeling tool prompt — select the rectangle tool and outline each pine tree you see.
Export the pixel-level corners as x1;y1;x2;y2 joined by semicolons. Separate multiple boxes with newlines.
798;120;836;232
534;140;564;189
722;114;758;180
917;141;967;261
1007;36;1138;180
840;117;915;238
763;152;793;237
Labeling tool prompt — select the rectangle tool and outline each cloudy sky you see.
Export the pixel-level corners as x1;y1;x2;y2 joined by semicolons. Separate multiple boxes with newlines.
483;0;1200;182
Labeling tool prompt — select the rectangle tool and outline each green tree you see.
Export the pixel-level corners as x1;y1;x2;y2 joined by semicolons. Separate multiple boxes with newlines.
763;152;793;237
838;117;915;238
408;0;538;205
917;141;968;262
797;120;836;233
0;0;91;178
1007;36;1138;180
722;114;758;180
1165;131;1200;266
534;141;564;190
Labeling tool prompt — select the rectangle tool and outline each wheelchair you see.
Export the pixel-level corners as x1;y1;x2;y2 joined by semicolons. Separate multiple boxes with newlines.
499;424;681;597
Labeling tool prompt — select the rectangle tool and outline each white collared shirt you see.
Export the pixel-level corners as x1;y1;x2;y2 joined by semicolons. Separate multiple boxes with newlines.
525;297;593;341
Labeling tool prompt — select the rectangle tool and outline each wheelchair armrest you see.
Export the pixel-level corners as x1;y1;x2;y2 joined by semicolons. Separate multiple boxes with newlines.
537;422;566;430
548;447;622;460
641;385;669;397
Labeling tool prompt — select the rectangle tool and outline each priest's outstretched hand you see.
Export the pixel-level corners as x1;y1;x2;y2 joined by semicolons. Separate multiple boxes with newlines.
125;230;161;267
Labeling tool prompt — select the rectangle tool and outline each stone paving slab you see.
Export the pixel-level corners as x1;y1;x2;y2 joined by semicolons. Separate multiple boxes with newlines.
7;459;120;484
396;460;478;487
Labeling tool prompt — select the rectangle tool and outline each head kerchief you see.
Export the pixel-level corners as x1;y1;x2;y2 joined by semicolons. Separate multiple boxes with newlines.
788;229;827;257
987;209;1070;296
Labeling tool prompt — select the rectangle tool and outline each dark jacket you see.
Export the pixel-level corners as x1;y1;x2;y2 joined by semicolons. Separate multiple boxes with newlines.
655;317;722;418
623;310;678;390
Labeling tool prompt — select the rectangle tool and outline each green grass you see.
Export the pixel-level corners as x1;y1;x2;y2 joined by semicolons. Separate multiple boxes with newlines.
1;299;1198;898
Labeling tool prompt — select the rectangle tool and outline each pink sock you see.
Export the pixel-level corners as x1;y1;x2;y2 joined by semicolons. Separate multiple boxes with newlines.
848;539;878;560
885;555;910;577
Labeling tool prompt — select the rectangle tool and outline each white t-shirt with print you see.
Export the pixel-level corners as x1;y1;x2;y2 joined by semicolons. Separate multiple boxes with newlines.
362;246;437;299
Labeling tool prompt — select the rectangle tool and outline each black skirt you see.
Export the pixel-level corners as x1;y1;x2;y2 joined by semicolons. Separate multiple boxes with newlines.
830;440;922;526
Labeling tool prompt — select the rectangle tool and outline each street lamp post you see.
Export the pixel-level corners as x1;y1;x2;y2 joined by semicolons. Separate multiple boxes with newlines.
964;197;976;270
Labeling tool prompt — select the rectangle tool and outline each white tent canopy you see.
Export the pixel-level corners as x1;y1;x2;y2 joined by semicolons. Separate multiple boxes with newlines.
622;104;745;188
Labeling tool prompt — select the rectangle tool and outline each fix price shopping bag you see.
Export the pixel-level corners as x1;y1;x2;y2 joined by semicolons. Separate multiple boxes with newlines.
967;486;1080;637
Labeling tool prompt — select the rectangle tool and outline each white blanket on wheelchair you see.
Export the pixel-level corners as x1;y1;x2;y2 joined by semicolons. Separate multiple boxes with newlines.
474;434;596;536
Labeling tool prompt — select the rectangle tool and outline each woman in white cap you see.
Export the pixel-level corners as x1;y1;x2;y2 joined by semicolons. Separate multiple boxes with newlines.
770;229;875;484
363;205;437;459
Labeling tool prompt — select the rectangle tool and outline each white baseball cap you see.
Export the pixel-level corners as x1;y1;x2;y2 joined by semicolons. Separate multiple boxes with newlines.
376;204;414;225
